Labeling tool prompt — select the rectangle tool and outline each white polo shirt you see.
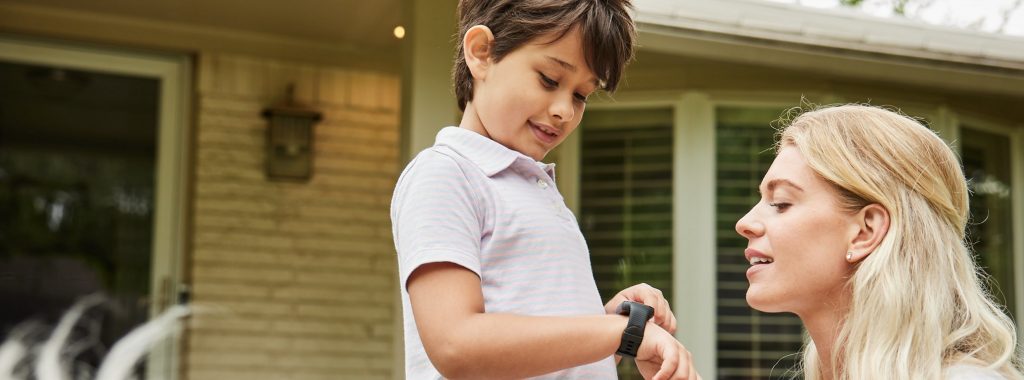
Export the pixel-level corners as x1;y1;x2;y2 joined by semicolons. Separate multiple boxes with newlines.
391;127;617;379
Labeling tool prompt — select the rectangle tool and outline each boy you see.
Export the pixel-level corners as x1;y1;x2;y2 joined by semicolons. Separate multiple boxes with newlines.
391;0;698;379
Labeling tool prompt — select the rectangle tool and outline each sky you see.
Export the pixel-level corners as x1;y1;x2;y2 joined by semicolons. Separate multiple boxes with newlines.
763;0;1024;37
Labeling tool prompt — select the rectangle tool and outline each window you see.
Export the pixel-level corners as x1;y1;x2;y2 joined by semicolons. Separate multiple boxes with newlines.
579;108;673;380
961;126;1016;319
715;106;803;380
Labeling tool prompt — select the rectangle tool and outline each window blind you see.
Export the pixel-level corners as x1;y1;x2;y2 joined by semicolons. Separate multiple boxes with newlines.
715;107;804;380
579;108;673;380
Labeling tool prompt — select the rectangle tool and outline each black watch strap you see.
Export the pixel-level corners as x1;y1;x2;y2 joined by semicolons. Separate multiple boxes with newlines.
615;301;654;358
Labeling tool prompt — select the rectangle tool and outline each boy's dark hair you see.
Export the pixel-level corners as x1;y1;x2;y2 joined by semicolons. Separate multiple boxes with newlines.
453;0;636;111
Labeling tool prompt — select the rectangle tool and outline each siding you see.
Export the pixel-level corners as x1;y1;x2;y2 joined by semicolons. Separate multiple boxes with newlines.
186;53;400;380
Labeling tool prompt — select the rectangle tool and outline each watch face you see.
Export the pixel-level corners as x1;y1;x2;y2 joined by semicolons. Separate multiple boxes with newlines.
618;301;654;319
637;303;654;315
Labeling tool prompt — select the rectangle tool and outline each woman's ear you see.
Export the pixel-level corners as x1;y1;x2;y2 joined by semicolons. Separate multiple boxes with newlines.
848;204;890;262
464;25;495;80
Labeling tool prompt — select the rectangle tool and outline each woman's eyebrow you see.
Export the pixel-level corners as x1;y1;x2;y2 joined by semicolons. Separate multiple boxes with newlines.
765;178;805;192
757;180;802;194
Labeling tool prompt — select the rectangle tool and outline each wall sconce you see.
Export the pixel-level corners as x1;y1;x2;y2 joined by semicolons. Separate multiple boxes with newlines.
262;85;322;182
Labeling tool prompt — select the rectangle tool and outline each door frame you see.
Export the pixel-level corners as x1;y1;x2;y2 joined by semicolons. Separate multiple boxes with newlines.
0;34;192;379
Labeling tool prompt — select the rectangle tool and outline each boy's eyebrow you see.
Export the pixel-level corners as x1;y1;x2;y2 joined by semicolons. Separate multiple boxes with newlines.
546;55;576;72
545;55;601;87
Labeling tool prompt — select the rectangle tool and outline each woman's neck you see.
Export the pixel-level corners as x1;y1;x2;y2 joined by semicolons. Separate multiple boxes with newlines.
799;294;851;379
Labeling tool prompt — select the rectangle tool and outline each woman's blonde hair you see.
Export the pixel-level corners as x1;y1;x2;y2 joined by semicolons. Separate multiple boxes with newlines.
778;104;1022;380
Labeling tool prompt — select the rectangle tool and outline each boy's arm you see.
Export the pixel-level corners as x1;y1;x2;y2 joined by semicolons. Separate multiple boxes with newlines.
408;262;696;380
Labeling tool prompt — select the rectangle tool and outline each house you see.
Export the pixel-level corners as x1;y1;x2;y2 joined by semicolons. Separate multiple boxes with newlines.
0;0;1020;379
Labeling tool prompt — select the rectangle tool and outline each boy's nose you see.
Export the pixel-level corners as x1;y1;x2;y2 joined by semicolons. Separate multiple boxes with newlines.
550;96;574;122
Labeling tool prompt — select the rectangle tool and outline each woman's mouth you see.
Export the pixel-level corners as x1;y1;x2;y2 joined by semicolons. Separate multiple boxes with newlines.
745;249;774;279
746;260;772;279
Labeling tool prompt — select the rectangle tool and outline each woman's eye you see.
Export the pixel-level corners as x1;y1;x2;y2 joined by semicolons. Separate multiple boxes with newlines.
768;202;791;212
574;93;588;103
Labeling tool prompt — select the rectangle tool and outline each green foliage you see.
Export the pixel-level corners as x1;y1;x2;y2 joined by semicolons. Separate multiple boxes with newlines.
838;0;911;16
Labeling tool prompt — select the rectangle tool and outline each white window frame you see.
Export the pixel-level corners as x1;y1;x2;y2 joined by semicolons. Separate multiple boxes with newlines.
0;35;192;380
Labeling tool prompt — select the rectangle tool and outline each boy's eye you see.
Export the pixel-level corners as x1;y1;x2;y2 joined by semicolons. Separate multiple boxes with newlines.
540;72;588;103
539;73;558;89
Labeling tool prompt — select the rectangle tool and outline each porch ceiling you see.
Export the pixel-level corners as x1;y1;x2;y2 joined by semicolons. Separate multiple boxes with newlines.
0;0;403;51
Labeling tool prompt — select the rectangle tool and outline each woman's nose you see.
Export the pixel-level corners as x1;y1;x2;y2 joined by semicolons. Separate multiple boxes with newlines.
735;208;764;239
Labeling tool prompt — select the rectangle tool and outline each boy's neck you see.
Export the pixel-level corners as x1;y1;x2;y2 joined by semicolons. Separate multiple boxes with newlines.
458;102;490;139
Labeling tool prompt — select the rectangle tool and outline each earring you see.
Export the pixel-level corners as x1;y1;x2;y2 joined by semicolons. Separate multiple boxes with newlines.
846;251;854;262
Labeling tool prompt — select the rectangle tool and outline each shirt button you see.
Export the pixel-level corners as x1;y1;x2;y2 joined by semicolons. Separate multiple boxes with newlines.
537;179;549;189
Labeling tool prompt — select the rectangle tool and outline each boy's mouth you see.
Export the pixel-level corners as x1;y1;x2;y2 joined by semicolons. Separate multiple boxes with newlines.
528;121;559;144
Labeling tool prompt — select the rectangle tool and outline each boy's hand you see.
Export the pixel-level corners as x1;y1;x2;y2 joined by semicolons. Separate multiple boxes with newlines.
635;323;701;380
605;283;677;334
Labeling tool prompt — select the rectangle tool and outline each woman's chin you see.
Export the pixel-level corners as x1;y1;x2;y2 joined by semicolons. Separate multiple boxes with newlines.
745;289;782;313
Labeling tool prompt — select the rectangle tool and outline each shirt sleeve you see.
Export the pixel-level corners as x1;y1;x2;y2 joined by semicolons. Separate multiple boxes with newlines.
391;149;485;290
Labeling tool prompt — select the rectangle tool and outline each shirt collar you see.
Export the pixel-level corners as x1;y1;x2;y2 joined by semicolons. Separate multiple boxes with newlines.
538;161;556;181
434;127;551;177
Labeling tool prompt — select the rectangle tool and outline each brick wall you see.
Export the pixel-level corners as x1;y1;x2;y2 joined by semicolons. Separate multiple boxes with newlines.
185;53;400;380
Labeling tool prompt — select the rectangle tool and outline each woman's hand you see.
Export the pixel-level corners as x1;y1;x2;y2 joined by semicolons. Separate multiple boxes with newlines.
605;283;677;333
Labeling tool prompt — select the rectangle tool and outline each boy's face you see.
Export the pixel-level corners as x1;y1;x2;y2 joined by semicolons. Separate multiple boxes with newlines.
463;27;599;161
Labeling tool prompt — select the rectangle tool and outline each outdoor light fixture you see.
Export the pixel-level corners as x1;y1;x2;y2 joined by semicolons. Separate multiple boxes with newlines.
262;84;322;182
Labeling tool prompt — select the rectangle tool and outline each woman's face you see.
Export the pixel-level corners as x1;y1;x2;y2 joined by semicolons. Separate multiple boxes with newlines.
735;146;859;316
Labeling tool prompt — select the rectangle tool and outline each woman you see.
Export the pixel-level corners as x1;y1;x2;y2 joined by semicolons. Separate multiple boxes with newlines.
735;104;1022;379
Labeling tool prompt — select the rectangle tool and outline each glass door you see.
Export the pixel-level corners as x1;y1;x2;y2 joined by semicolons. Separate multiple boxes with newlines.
0;36;190;379
0;60;159;374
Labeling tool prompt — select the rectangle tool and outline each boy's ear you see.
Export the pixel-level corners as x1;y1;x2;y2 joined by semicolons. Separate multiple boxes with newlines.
847;203;889;263
464;25;495;80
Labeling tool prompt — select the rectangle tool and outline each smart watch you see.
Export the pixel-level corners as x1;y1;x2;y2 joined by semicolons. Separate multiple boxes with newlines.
615;301;654;358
